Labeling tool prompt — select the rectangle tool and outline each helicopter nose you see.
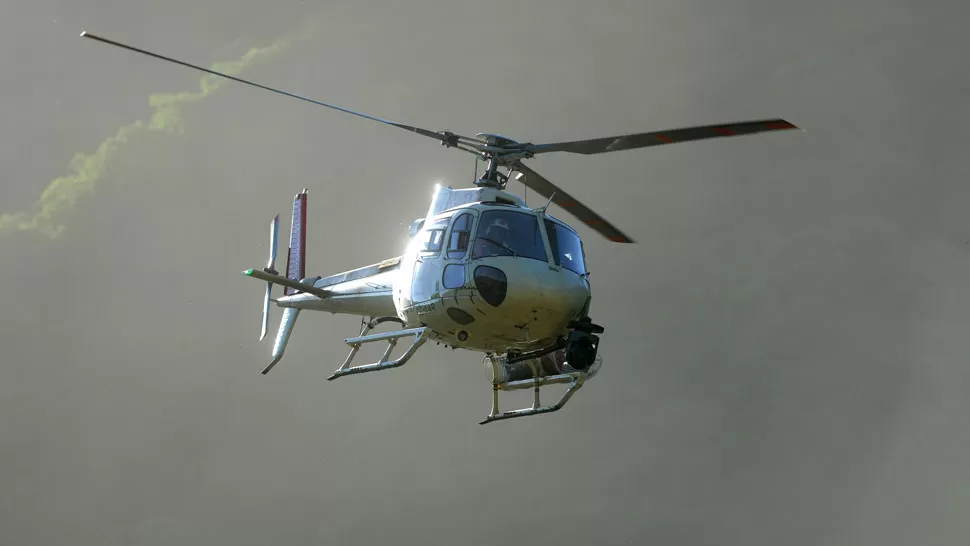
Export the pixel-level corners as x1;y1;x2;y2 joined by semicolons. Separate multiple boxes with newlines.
470;259;590;330
538;269;591;316
473;265;508;307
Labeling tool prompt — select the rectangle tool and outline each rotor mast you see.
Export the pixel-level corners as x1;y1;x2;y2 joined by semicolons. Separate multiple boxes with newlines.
472;133;531;189
476;156;505;189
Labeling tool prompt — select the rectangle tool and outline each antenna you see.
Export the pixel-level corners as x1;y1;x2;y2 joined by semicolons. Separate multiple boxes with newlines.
537;192;556;214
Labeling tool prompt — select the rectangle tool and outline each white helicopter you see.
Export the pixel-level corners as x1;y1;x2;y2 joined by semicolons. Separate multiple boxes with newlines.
81;31;799;424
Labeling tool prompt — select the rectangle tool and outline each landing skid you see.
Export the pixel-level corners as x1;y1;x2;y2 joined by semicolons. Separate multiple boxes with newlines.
480;354;593;425
262;309;597;424
327;318;430;381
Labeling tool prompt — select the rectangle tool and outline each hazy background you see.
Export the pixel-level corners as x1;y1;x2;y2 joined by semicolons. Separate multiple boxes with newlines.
2;1;969;544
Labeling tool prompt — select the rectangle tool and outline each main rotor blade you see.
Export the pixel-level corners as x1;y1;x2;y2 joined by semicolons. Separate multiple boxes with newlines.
79;31;484;149
512;162;634;243
526;118;798;156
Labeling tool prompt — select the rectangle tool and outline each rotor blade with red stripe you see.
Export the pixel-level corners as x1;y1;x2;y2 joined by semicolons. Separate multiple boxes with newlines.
79;32;486;152
526;118;798;156
512;162;634;243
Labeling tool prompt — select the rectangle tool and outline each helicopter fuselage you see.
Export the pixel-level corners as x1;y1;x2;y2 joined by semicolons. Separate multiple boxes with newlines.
77;29;800;423
393;185;592;354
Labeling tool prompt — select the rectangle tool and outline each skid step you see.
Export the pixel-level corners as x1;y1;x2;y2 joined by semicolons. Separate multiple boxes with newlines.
479;351;600;425
479;373;589;425
327;325;429;381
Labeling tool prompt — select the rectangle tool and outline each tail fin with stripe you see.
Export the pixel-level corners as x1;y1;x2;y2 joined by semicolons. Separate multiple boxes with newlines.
284;189;308;295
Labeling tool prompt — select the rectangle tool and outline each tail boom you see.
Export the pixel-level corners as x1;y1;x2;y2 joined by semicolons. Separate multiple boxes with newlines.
244;188;404;374
277;269;398;317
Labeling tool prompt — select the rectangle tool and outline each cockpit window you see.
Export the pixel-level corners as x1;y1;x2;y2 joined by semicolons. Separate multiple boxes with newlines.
418;214;452;255
544;219;586;275
472;210;548;262
447;213;474;259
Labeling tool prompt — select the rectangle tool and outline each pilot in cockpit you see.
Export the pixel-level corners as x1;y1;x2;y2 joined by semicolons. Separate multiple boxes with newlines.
472;217;511;257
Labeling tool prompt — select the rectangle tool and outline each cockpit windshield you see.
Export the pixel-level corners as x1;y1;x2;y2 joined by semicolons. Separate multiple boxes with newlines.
471;209;547;262
544;219;587;275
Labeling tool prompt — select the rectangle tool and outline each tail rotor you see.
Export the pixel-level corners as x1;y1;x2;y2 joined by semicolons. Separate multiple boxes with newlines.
260;214;280;341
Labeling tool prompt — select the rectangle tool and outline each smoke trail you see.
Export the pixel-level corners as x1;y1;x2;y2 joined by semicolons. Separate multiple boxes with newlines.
0;22;317;239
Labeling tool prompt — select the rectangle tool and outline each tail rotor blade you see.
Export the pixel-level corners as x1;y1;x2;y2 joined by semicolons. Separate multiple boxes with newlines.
260;282;272;341
260;214;280;341
267;214;279;272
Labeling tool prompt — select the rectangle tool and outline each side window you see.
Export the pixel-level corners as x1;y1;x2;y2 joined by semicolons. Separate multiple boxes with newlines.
543;219;586;275
419;215;451;255
447;213;474;259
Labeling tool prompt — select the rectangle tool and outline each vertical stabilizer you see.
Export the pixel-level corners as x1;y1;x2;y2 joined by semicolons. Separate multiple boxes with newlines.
262;307;301;374
284;189;308;295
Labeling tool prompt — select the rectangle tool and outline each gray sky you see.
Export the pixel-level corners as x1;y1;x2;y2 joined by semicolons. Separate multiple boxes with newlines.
2;1;969;544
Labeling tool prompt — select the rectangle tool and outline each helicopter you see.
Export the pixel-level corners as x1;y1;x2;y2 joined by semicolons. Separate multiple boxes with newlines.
80;31;799;424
